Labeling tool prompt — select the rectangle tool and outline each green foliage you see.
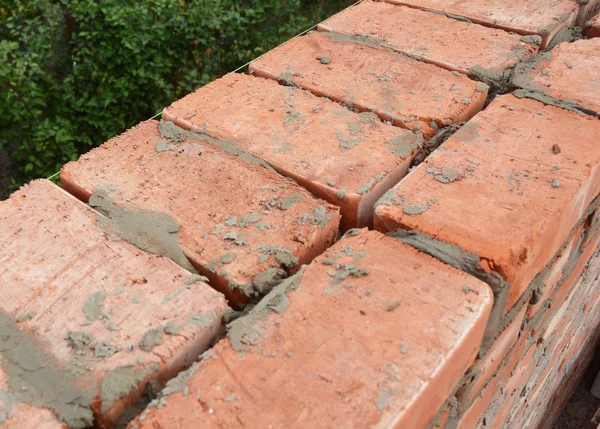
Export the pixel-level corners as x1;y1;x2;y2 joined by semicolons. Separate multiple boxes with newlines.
0;0;353;198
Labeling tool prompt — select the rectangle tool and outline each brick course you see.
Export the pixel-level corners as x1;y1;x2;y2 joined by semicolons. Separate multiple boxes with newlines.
3;0;600;427
380;0;578;48
0;180;227;427
61;120;340;306
249;31;488;138
129;230;492;429
318;1;539;78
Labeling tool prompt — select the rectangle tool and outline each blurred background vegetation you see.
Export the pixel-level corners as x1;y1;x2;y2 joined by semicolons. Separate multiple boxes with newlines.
0;0;353;199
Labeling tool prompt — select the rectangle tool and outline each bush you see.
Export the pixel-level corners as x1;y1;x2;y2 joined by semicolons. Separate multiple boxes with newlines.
0;0;353;198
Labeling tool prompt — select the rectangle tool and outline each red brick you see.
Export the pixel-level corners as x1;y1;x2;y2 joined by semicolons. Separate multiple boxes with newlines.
513;38;600;117
457;333;530;429
526;222;585;319
0;180;227;427
531;231;600;340
382;0;578;49
587;12;600;37
317;1;539;77
577;0;600;28
249;31;488;138
162;73;418;230
456;304;527;408
375;95;600;320
61;120;340;306
130;230;492;429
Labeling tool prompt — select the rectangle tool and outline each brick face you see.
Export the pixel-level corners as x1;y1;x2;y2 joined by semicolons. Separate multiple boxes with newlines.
163;73;418;230
129;230;492;429
3;0;600;427
0;180;227;427
375;95;600;325
61;120;340;306
380;0;578;48
249;31;488;138
318;1;539;77
513;38;600;117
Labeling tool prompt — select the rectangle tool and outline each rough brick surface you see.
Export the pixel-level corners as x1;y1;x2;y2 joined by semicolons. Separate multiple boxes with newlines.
162;73;420;230
249;31;488;138
586;11;600;38
577;0;600;27
318;1;539;78
61;120;340;306
456;304;527;409
455;228;600;428
375;95;600;325
0;180;227;428
130;230;492;429
382;0;578;48
513;39;600;116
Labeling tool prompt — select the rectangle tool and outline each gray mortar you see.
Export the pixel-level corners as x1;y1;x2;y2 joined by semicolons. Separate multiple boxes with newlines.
336;129;364;152
17;310;35;323
468;65;511;96
158;120;279;172
376;388;393;409
66;331;94;351
0;311;95;428
544;27;583;51
386;133;424;158
228;268;306;352
321;31;387;50
337;189;347;200
431;166;462;184
139;327;164;352
163;274;209;304
316;55;331;65
403;203;429;216
511;53;598;117
277;193;304;210
357;173;385;195
83;290;107;323
90;187;196;272
297;205;332;228
101;365;157;415
520;35;543;47
387;229;509;337
256;245;299;270
253;268;287;295
94;341;117;359
239;212;262;227
155;140;174;153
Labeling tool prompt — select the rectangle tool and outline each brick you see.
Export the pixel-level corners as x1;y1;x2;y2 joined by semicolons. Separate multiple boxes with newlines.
456;304;527;409
375;95;600;326
0;180;227;428
381;0;578;49
249;31;488;138
317;1;539;79
577;0;600;28
130;230;492;429
526;222;586;319
162;73;419;230
457;333;530;429
513;39;600;117
1;363;66;429
61;120;340;306
587;12;600;37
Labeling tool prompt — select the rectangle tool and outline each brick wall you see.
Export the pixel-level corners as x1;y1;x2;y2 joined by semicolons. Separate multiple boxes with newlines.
1;1;600;428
